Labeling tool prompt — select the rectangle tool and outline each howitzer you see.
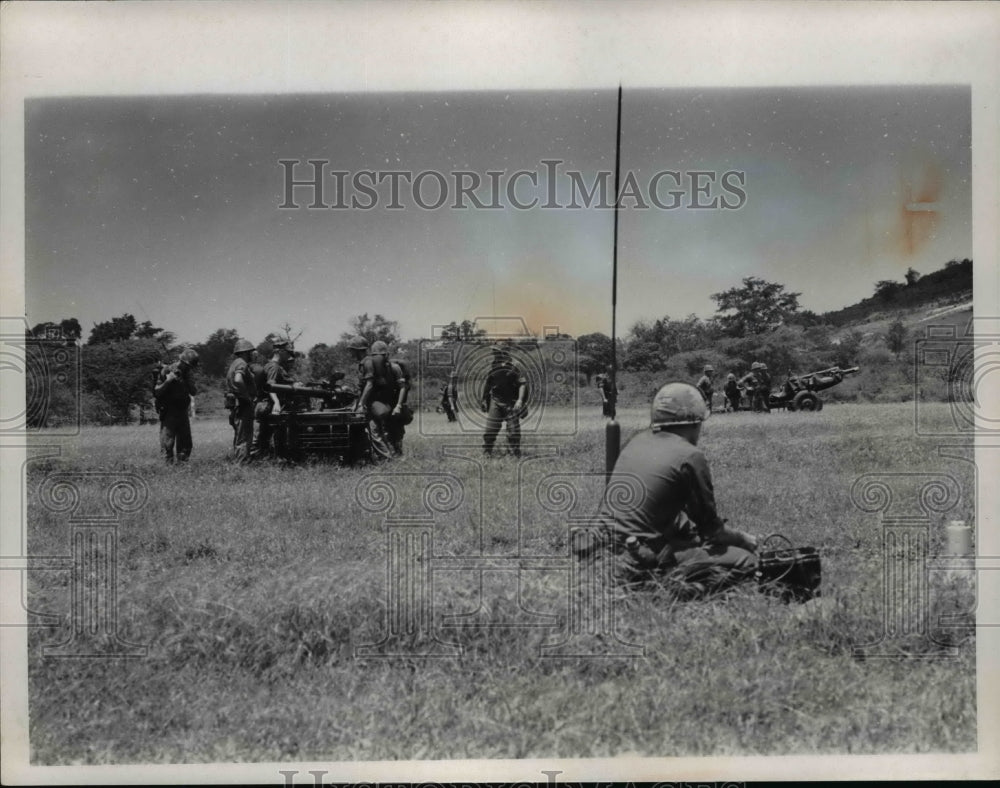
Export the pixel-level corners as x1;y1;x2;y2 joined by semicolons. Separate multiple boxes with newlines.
769;365;860;412
265;381;357;410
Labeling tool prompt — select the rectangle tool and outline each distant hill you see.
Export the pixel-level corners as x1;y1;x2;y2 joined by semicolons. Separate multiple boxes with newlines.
819;259;971;328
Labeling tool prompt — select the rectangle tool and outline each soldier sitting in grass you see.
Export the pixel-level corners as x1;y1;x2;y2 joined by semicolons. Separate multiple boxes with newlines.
595;381;759;599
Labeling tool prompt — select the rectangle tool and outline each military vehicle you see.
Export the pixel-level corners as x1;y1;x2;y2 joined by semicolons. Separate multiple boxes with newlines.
262;374;371;463
769;365;860;412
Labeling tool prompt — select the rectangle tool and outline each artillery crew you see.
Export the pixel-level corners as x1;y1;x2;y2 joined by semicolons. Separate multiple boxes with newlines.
225;339;257;464
154;348;199;463
738;362;771;413
348;336;409;462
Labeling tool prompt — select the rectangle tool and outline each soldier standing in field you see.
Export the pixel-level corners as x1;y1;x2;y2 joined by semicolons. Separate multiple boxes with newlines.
593;381;759;599
696;365;715;413
153;348;199;464
738;363;761;413
251;340;294;459
481;344;527;457
723;373;741;412
378;341;413;457
347;335;404;462
599;367;617;418
754;362;772;413
225;338;258;464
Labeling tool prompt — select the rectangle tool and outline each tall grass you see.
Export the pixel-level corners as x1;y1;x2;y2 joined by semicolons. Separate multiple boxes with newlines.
27;404;975;762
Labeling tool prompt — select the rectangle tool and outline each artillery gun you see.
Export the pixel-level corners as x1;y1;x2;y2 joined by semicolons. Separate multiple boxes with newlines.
769;365;860;412
262;373;371;463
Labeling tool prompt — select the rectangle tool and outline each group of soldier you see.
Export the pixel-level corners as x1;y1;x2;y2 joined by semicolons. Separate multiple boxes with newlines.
695;362;773;414
153;336;536;464
153;335;416;465
151;338;810;601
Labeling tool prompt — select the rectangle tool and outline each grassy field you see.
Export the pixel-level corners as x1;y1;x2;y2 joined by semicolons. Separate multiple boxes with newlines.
26;402;976;763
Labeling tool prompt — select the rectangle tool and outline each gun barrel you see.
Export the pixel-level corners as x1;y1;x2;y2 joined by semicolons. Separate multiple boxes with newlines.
266;383;336;398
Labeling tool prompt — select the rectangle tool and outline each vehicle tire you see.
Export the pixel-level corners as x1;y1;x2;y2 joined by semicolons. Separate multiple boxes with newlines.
793;391;819;412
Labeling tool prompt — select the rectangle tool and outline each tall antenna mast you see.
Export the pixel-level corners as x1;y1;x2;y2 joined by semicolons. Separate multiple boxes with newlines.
606;85;623;481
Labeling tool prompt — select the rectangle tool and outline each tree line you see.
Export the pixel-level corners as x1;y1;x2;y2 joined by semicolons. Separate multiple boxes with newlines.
26;258;971;426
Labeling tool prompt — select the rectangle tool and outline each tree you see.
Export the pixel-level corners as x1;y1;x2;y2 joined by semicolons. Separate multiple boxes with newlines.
874;280;902;303
711;277;801;337
30;318;82;341
80;337;165;424
340;313;399;346
576;332;614;383
307;342;351;383
441;319;487;343
87;313;173;346
904;267;921;286
885;319;908;358
195;328;241;378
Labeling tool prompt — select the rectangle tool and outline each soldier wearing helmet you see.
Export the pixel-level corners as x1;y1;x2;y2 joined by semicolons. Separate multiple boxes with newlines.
153;348;200;463
347;336;406;461
753;362;772;413
695;364;715;413
593;381;759;598
250;340;299;459
225;338;258;463
737;362;763;413
480;344;527;457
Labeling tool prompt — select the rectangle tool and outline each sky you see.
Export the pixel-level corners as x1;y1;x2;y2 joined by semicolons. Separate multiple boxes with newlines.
25;85;971;349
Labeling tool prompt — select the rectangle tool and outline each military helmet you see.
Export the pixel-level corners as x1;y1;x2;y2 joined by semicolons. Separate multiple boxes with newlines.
370;340;389;356
758;363;768;370
347;335;369;352
751;361;763;370
703;365;714;373
179;348;200;367
650;381;709;428
233;339;254;354
727;373;736;381
272;339;289;349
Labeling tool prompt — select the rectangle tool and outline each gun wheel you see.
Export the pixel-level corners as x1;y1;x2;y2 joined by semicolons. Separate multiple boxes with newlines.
793;391;819;412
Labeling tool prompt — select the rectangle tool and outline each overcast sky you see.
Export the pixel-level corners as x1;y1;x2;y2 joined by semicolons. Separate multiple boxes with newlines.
25;85;970;348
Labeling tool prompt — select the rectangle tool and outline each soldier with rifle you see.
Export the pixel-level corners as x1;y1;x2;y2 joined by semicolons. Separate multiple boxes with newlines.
153;348;199;464
225;338;257;464
593;381;760;599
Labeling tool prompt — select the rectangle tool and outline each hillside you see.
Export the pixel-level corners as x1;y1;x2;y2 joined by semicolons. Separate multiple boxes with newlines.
819;259;971;329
